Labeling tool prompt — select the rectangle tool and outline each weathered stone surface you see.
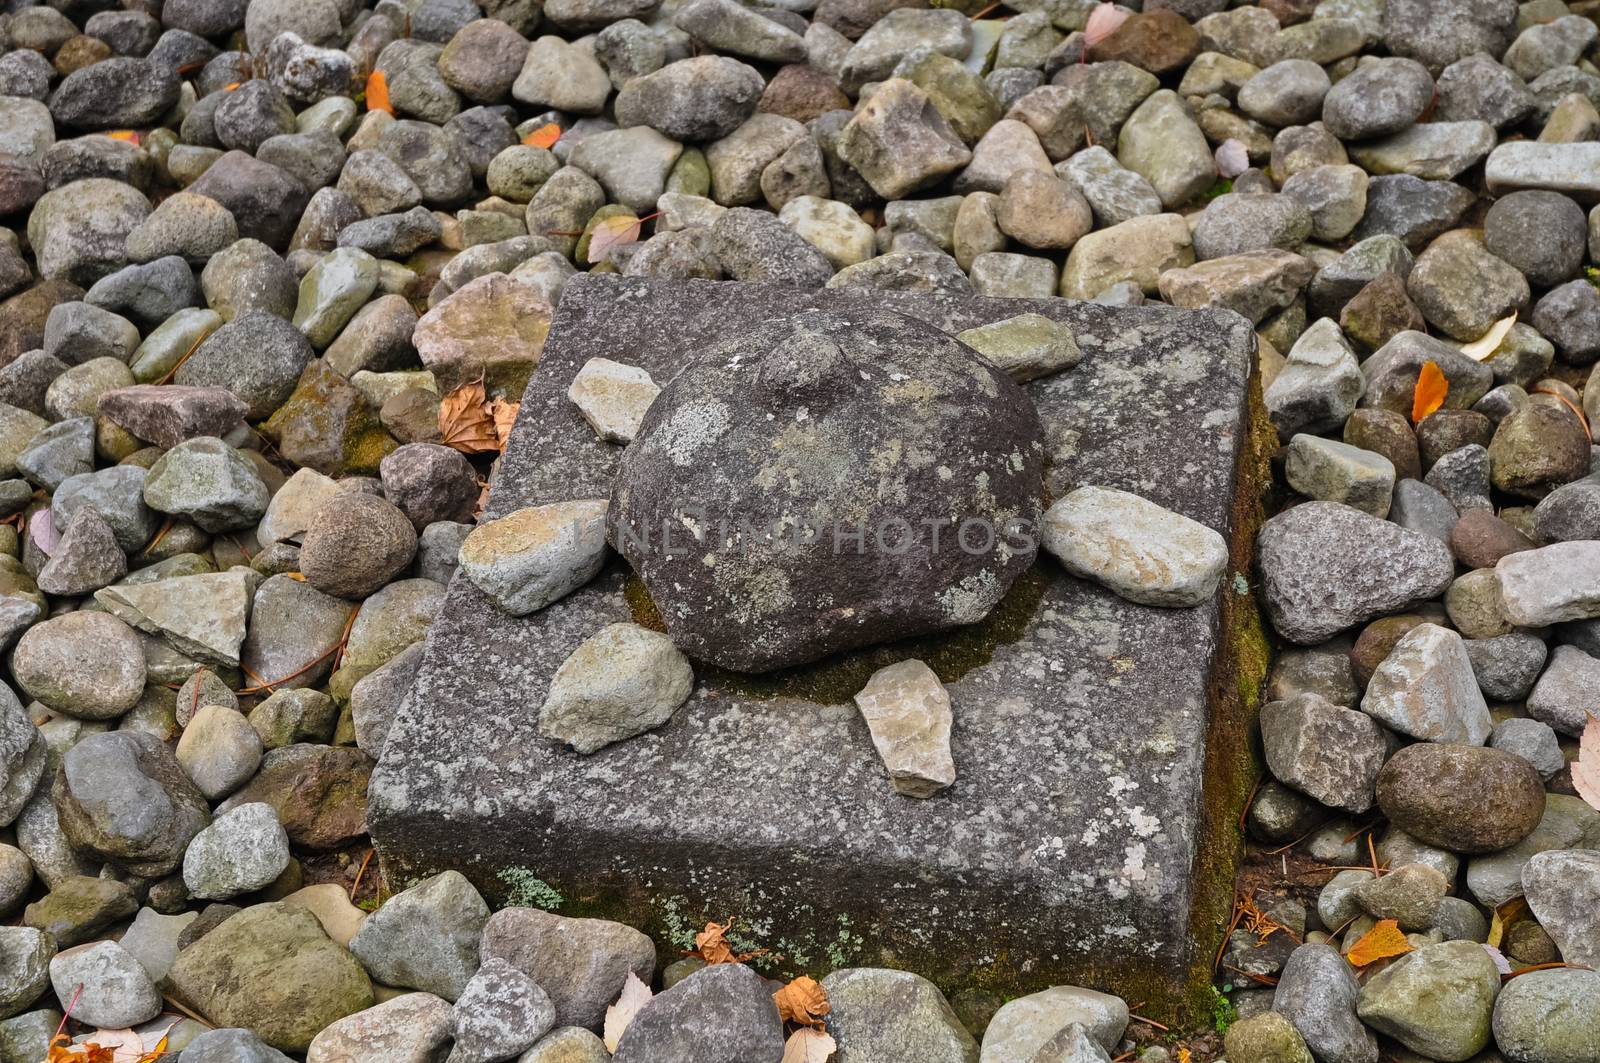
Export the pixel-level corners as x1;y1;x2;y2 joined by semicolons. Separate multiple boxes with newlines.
479;907;656;1030
1042;485;1227;607
1361;623;1491;745
1376;743;1546;854
610;307;1044;672
537;622;694;754
1255;502;1455;644
166;902;374;1053
371;277;1260;996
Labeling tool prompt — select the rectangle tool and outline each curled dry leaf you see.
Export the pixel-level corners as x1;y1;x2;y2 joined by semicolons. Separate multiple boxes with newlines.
603;971;653;1053
1083;2;1130;45
587;214;642;265
523;122;562;149
1573;713;1600;813
780;1027;837;1063
47;1036;116;1063
1483;944;1513;976
439;379;503;455
692;920;768;966
1346;918;1412;967
773;976;830;1029
1487;896;1530;950
487;397;519;448
1459;312;1516;361
365;69;392;114
1411;360;1449;424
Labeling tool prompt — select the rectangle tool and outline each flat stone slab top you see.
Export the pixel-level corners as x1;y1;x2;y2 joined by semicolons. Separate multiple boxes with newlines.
370;276;1264;1001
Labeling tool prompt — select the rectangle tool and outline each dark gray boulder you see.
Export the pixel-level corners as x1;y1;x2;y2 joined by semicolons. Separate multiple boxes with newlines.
612;964;785;1063
610;308;1044;671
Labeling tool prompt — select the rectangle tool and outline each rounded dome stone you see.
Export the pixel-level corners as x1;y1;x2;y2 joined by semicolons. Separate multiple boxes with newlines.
610;308;1046;672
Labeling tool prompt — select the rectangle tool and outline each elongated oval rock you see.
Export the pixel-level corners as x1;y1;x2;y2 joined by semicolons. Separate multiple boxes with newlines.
1042;485;1227;607
1376;743;1545;854
1255;501;1455;644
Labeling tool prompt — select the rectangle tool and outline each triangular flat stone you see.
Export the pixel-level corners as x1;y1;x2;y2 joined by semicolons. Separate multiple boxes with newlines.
96;569;259;667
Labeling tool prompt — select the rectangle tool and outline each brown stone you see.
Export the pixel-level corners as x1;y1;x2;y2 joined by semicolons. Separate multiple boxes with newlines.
1416;409;1494;471
53;35;111;76
1339;273;1426;353
1086;9;1200;73
1350;614;1428;689
261;360;398;477
1342;408;1422;482
0;279;84;367
1447;507;1535;570
1376;743;1546;854
223;744;374;851
758;64;851;125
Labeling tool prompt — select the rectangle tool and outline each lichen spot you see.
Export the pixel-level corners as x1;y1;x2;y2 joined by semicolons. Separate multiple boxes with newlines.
652;399;732;466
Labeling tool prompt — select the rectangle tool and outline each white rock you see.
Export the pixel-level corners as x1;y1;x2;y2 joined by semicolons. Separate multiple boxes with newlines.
48;941;161;1029
1041;486;1228;607
852;659;956;798
1496;541;1600;626
459;499;609;616
182;802;291;900
778;195;875;269
980;986;1129;1061
956;313;1082;383
566;358;660;445
538;622;694;754
306;992;454;1063
1361;623;1492;744
257;466;342;545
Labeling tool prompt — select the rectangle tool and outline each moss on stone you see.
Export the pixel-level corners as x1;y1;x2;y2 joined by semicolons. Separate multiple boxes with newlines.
625;567;1048;704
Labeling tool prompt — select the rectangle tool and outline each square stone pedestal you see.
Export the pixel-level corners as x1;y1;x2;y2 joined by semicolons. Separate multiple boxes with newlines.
369;276;1268;1009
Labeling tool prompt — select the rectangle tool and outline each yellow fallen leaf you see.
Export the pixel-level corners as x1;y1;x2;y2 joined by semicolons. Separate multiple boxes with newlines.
1488;897;1530;950
1459;312;1516;361
587;213;642;265
1347;918;1413;967
603;972;652;1052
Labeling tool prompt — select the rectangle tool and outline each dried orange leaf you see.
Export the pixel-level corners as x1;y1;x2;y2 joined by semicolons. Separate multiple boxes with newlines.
366;69;392;114
1488;897;1530;949
439;379;500;454
773;976;830;1029
781;1027;837;1063
1460;313;1516;361
603;972;652;1053
523;122;561;149
1574;712;1600;813
690;919;769;966
223;81;241;91
104;130;140;145
1347;918;1413;967
1411;360;1449;424
487;397;519;448
587;213;642;265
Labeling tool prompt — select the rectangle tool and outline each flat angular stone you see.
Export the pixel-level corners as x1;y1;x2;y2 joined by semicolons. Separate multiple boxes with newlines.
1485;141;1600;199
370;277;1262;998
97;570;256;668
459;500;609;616
1361;623;1491;744
956;313;1082;382
479;908;655;1030
1497;541;1600;625
852;660;955;798
537;622;694;754
1261;693;1387;813
566;357;658;444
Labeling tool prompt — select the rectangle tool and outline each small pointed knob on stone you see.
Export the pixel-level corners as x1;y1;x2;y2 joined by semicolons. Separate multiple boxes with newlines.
757;326;854;402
